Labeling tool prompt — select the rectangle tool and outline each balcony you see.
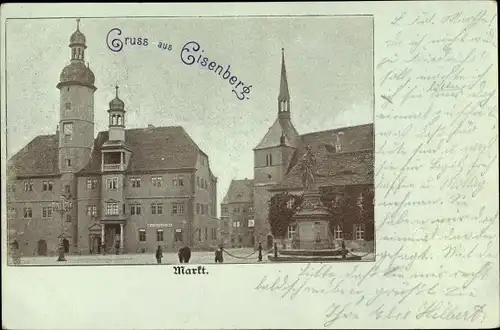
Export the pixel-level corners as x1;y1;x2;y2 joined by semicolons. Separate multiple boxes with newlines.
102;164;125;172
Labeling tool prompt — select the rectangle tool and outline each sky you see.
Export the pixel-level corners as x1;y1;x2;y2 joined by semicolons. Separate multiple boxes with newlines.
5;16;373;212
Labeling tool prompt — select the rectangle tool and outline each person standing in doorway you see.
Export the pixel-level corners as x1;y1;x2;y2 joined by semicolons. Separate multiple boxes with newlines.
155;245;163;264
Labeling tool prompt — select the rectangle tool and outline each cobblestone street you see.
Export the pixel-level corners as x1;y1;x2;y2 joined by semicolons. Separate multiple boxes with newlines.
10;248;272;265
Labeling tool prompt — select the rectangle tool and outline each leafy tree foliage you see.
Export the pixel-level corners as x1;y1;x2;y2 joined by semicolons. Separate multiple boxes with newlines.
268;192;304;238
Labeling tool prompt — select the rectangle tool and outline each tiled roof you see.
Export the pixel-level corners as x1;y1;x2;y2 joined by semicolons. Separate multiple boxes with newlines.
272;123;374;190
8;134;59;177
254;117;300;150
222;179;254;204
80;126;200;174
9;126;202;177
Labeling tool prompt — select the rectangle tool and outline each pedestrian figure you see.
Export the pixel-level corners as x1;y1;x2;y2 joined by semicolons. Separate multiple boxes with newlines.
156;245;163;264
215;246;224;263
182;245;191;263
258;242;263;262
274;242;278;258
178;247;184;263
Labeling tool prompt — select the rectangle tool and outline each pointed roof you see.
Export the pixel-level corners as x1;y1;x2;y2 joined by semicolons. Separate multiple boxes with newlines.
222;179;254;204
278;48;290;102
254;117;300;150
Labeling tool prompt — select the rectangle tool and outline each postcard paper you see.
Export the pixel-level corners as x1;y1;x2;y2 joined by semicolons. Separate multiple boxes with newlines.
1;2;498;329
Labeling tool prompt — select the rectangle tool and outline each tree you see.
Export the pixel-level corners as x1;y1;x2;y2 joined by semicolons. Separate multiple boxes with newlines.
268;192;304;239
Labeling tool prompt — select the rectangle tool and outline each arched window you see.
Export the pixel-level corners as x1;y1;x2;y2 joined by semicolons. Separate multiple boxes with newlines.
111;114;116;125
117;115;123;125
266;153;273;166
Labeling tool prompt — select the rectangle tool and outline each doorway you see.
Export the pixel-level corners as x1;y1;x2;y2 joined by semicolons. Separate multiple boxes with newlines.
37;239;47;256
90;236;102;254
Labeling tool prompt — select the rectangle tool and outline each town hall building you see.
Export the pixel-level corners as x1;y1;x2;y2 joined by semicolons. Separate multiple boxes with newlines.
7;20;219;257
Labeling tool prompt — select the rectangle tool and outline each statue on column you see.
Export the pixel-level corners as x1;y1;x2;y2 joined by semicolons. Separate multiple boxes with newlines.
298;145;318;191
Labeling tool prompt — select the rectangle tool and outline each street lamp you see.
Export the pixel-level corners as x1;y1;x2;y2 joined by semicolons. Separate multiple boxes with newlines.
51;194;73;262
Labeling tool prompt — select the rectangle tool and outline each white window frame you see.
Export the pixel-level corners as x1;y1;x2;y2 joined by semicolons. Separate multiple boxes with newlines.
131;177;141;188
106;203;119;215
333;225;343;240
287;225;296;240
107;178;118;191
42;206;53;219
354;224;365;241
139;229;146;242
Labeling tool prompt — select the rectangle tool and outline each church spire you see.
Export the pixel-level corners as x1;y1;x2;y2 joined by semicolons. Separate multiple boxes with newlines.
278;48;290;116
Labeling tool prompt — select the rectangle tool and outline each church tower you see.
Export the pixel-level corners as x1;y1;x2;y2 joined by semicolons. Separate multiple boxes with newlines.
252;49;300;247
55;19;96;251
56;19;96;175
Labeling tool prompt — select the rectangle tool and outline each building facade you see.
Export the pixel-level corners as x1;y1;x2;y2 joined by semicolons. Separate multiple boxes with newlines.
7;20;219;257
220;179;255;248
250;49;375;250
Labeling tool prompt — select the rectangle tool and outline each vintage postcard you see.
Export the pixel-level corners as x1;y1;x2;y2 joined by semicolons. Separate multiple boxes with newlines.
5;16;374;266
1;2;498;330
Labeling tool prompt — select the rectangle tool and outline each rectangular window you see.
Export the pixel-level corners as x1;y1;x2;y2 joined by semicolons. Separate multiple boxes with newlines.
42;181;53;191
287;225;297;240
65;185;71;194
23;207;33;218
8;184;15;192
197;176;200;187
151;202;163;215
201;205;205;215
198;228;202;241
86;179;98;190
172;177;177;187
204;227;208;241
156;229;164;242
24;181;33;192
65;158;72;167
86;205;95;216
205;205;208;215
175;229;183;242
130;204;142;215
107;178;118;191
42;206;53;219
106;203;119;215
131;178;141;188
65;102;71;110
334;225;343;240
172;203;178;215
151;176;162;187
63;123;73;142
139;229;146;242
211;228;217;240
178;202;184;215
196;203;200;214
178;176;184;187
354;224;365;240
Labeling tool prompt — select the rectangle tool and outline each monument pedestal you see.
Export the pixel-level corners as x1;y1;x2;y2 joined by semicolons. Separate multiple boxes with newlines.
269;189;361;261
